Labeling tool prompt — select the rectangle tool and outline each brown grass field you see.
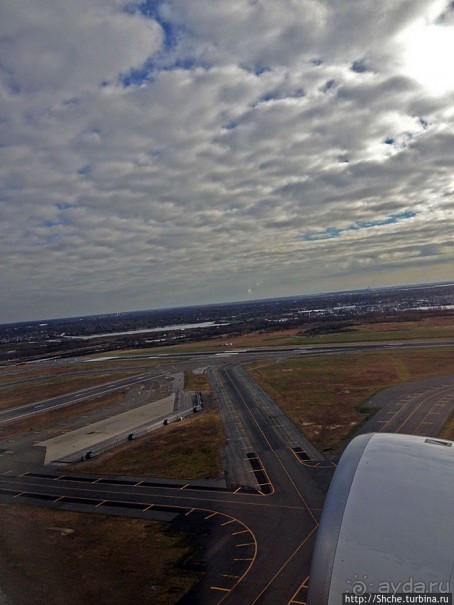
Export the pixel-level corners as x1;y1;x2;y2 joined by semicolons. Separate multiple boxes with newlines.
0;371;140;410
106;315;454;356
184;370;211;393
0;358;163;388
0;390;128;440
73;408;227;479
0;504;200;605
249;347;454;451
440;411;454;441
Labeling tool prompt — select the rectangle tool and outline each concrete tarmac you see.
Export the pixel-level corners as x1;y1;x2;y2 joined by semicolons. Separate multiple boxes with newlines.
37;394;175;463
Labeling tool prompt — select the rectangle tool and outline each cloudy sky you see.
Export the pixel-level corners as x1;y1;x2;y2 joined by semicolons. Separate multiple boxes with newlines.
1;0;453;323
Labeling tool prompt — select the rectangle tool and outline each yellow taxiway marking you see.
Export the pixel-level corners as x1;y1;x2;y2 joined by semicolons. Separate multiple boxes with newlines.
3;478;306;510
221;519;236;526
232;529;249;536
210;586;230;592
225;371;322;512
233;487;242;494
288;574;310;604
180;484;190;490
222;574;241;579
205;511;217;519
251;530;316;605
185;508;195;516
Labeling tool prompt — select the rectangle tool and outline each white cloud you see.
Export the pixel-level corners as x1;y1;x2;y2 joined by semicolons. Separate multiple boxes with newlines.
0;1;163;97
1;0;453;321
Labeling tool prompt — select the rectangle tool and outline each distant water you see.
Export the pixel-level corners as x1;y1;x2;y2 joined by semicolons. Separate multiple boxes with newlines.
64;321;228;340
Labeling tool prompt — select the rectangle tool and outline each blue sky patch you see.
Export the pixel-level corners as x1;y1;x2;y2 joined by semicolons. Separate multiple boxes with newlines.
39;217;69;228
223;120;237;131
133;1;183;52
302;211;416;241
351;60;367;73
321;79;336;93
121;61;154;87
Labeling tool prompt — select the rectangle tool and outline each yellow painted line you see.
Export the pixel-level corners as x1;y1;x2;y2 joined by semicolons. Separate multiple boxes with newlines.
53;496;64;502
210;586;230;592
233;487;242;494
222;574;241;579
180;484;190;490
232;529;249;536
13;492;24;498
93;478;102;483
382;385;454;433
135;481;143;486
95;500;107;507
251;528;317;605
185;508;195;516
205;512;217;520
236;542;255;547
18;480;305;510
290;600;306;604
221;519;236;526
143;504;154;512
234;558;253;561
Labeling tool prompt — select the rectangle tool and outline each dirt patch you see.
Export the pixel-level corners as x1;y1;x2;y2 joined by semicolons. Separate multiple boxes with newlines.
249;347;454;451
0;503;199;605
68;409;227;479
184;371;211;393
